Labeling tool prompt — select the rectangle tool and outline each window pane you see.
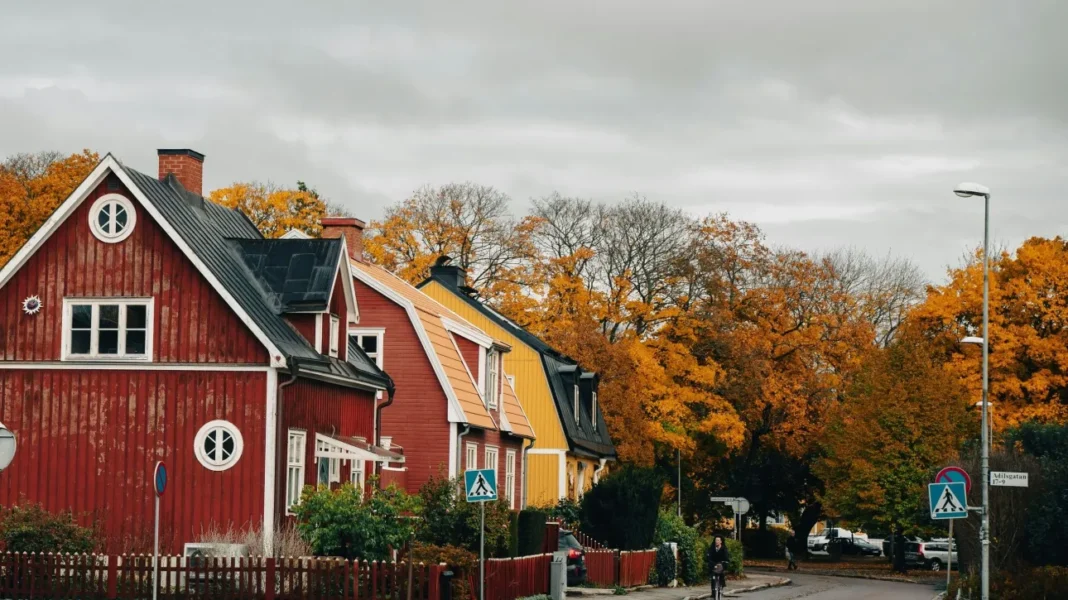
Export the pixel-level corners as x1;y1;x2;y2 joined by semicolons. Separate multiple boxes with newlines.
98;331;119;354
115;206;128;229
98;305;119;329
98;208;110;229
126;331;146;355
127;305;147;329
205;435;217;459
70;331;91;354
361;336;377;354
72;305;92;329
221;432;234;459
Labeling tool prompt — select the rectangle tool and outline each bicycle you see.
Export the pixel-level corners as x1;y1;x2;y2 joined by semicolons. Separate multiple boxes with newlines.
711;562;726;600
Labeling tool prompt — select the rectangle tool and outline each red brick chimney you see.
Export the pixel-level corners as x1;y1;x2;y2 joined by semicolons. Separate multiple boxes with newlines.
322;217;366;262
157;149;205;196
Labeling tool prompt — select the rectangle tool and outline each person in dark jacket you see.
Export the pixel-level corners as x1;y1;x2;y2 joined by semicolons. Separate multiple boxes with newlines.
708;536;730;591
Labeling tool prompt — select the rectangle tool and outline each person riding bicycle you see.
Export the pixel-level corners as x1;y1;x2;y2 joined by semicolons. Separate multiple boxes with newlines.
707;536;730;595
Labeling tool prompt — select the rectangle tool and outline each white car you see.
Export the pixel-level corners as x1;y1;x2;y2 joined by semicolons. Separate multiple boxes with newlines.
920;541;957;571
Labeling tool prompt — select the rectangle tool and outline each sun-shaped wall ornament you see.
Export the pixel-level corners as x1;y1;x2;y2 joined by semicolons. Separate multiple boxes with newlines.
22;296;42;315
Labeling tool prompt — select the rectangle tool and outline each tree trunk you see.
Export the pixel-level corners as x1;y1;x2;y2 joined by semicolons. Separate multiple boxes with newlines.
891;524;907;574
790;503;822;559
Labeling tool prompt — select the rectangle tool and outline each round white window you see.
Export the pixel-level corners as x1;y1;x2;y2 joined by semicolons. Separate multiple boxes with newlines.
88;194;137;243
194;420;244;471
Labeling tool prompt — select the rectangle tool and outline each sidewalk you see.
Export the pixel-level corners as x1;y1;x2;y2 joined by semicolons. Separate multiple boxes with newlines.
567;574;790;599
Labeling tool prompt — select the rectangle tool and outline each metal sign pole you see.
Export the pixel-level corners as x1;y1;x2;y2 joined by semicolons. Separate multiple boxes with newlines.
153;493;160;600
947;520;953;591
480;501;485;600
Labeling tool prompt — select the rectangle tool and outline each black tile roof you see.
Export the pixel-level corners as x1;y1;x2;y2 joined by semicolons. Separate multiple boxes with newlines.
232;238;342;313
118;162;391;391
420;271;616;458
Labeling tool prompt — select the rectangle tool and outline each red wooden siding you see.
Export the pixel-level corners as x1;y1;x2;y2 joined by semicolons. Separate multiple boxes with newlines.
0;369;267;554
351;279;451;493
279;378;378;517
454;334;480;383
286;314;318;350
464;429;523;506
0;176;267;364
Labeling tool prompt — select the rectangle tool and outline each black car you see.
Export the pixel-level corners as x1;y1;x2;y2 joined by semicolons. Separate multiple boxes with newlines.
848;539;882;557
559;530;587;586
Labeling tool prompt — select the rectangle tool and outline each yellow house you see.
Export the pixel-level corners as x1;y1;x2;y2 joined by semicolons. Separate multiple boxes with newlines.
420;258;616;507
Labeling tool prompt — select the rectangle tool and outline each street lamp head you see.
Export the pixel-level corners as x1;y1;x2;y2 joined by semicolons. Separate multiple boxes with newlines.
961;336;985;346
954;182;991;198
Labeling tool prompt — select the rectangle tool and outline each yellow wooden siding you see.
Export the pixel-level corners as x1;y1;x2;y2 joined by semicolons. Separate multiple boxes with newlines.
527;454;561;507
423;281;567;451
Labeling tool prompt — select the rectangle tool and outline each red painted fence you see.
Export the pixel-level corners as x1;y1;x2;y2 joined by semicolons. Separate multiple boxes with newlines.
0;552;444;600
582;550;617;587
618;550;656;588
482;554;551;600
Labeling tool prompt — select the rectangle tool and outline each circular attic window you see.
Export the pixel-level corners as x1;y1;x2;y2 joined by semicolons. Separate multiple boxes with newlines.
89;194;136;243
194;420;244;471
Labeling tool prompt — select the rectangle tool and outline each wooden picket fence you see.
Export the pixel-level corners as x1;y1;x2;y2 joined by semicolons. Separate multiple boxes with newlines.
617;550;656;588
482;554;550;600
0;552;444;600
581;550;617;587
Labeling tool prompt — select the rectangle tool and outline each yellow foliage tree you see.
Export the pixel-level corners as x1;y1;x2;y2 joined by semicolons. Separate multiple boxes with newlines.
208;182;327;238
0;150;99;266
910;237;1068;428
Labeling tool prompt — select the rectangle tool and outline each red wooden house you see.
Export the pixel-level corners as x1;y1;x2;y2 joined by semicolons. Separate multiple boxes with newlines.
287;221;536;506
0;149;402;553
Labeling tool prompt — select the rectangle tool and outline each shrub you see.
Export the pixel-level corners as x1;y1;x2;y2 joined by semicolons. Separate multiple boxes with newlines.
418;474;511;556
411;543;477;600
292;481;420;560
655;510;702;585
580;466;663;550
543;498;582;527
0;503;96;553
725;539;744;576
949;566;1068;599
197;521;312;557
508;512;520;558
742;528;790;560
654;544;676;586
517;509;547;556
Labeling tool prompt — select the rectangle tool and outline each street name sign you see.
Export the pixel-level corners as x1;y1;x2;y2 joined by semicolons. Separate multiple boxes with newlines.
464;468;498;502
990;471;1028;487
929;482;968;520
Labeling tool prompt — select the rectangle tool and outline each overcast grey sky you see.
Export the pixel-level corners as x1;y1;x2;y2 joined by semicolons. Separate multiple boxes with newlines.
2;1;1066;281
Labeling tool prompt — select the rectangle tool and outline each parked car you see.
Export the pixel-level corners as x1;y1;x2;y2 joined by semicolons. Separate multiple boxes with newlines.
882;536;923;562
559;530;587;585
921;541;957;571
844;538;882;557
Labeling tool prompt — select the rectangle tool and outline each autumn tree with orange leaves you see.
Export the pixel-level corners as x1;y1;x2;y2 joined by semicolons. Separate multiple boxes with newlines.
208;181;331;238
0;150;99;266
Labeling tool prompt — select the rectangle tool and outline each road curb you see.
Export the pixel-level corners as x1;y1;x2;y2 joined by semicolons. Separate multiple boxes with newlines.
681;576;792;599
748;566;930;585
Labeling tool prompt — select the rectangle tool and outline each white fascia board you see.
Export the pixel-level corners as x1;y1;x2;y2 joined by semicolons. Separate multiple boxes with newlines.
441;316;493;349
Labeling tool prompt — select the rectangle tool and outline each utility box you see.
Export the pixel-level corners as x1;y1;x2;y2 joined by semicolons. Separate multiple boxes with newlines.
549;551;567;600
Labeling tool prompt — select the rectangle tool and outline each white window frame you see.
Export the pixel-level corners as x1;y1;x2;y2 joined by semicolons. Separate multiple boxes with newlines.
592;391;598;432
350;459;366;495
62;298;154;361
574;385;580;424
484;445;499;482
286;429;307;513
88;194;137;244
350;328;386;398
466;442;478;471
328;315;340;358
193;420;244;471
485;349;500;410
505;449;516;508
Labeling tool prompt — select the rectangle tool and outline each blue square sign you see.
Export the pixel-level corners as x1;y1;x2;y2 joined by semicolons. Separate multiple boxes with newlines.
464;468;498;502
929;482;968;520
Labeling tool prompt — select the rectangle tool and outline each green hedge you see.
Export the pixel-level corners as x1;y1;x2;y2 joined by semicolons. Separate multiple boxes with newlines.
580;466;663;551
654;545;676;587
725;539;744;576
508;512;520;558
517;509;547;556
655;511;703;585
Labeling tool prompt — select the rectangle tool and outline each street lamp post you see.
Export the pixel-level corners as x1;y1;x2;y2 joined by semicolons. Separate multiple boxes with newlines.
955;182;991;600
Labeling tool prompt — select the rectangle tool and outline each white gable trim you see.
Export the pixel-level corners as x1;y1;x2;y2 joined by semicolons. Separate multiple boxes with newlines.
441;316;493;349
448;330;499;431
333;242;359;324
0;155;287;368
351;263;466;423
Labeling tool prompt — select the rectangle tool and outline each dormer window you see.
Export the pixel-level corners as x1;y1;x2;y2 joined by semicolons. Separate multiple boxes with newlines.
592;391;598;432
574;385;580;424
485;349;500;410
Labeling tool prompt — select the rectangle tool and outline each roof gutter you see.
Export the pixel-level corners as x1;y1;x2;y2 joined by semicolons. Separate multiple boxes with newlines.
374;373;397;448
456;424;471;475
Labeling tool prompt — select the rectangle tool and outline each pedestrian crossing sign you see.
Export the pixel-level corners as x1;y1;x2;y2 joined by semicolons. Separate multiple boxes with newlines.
929;482;968;520
465;468;498;502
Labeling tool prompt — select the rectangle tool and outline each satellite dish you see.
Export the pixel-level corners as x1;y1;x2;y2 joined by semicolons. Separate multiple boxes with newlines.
0;423;17;471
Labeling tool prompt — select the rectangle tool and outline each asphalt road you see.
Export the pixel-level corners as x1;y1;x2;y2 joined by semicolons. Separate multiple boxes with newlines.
739;571;940;600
